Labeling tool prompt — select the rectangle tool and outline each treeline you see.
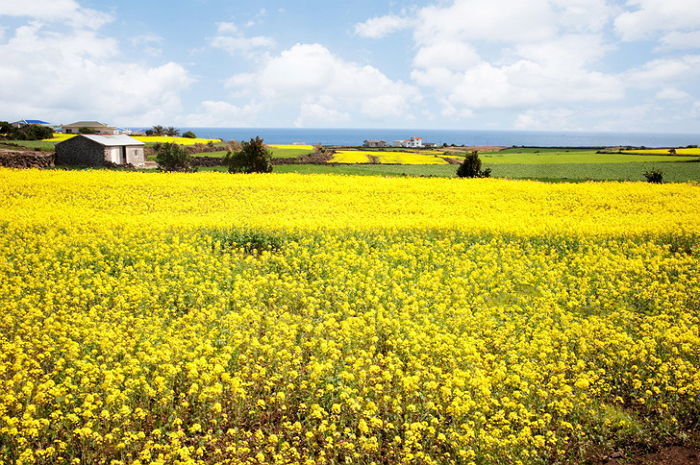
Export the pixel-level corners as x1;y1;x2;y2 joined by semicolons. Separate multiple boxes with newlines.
146;125;196;138
0;122;53;141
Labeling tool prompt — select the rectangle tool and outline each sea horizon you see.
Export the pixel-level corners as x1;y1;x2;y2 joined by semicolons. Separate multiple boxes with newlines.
128;127;700;148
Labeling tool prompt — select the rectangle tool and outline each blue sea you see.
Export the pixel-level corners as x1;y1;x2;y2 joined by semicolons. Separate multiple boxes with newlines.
131;127;700;148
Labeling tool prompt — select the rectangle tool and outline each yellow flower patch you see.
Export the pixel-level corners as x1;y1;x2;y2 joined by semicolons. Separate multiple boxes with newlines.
0;169;698;465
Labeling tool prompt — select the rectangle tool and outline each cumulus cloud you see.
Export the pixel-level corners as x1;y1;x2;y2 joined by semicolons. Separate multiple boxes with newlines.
294;103;350;128
514;108;578;131
655;87;690;100
0;0;112;29
209;22;275;57
0;5;192;125
354;15;414;39
626;55;700;88
183;100;262;127
615;0;700;41
402;1;624;116
656;30;700;51
221;43;420;126
129;33;164;56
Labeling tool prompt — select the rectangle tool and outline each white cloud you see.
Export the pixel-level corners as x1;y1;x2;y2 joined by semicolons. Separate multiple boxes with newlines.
391;0;624;116
626;55;700;88
354;15;414;39
210;22;275;57
413;41;480;71
223;43;420;126
655;87;691;100
414;0;558;46
0;13;192;125
432;60;622;110
656;30;700;51
0;0;112;29
130;33;164;56
514;108;578;131
183;100;261;127
294;103;350;127
615;0;700;41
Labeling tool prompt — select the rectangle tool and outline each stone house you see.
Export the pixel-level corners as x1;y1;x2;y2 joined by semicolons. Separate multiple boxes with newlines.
61;121;119;135
55;135;145;167
363;139;388;148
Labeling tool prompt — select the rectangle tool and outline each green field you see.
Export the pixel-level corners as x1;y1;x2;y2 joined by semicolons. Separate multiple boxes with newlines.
6;141;700;182
2;140;57;151
199;161;700;182
480;148;699;164
269;146;316;159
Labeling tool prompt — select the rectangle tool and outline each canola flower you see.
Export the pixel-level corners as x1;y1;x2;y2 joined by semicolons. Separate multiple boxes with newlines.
0;168;698;465
622;148;700;155
331;150;449;165
267;144;315;151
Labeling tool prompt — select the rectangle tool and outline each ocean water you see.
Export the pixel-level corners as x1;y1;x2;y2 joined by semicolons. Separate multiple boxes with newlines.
132;127;700;148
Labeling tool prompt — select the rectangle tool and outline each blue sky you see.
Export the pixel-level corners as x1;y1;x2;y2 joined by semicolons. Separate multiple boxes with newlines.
1;0;699;132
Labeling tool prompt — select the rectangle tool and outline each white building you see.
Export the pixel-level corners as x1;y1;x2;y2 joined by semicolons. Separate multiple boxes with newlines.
393;137;424;148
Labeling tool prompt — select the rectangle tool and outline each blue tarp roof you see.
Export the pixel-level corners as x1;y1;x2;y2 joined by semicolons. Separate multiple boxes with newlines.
12;119;51;125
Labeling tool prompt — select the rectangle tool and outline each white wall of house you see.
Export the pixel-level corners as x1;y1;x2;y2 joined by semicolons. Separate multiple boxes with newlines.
105;147;122;164
126;147;145;167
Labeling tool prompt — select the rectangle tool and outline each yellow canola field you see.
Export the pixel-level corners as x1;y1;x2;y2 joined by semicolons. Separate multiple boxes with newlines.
622;148;700;155
268;144;315;150
44;134;221;145
331;150;448;165
0;169;699;465
1;170;698;235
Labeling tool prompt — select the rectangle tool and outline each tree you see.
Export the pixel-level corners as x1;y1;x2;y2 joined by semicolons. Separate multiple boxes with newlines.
182;131;197;139
457;151;491;178
165;126;180;137
5;124;53;140
0;121;11;135
151;125;165;136
224;137;273;173
156;143;192;171
79;127;97;134
643;169;663;183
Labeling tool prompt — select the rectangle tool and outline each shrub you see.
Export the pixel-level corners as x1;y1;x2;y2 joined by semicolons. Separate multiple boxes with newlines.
224;136;273;174
1;124;53;140
79;127;97;134
156;143;192;172
182;131;196;139
643;169;663;183
457;151;492;178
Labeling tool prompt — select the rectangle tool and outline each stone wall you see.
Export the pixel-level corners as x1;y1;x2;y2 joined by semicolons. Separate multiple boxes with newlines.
55;137;107;166
0;150;55;168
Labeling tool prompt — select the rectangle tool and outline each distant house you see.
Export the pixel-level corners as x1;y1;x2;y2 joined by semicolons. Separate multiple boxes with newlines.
363;139;388;148
61;121;119;135
11;119;51;128
55;134;145;167
393;137;424;148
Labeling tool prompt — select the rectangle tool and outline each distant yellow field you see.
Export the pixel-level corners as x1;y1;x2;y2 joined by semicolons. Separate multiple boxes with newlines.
622;148;700;155
44;134;221;145
330;150;370;163
268;144;315;150
331;150;448;164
